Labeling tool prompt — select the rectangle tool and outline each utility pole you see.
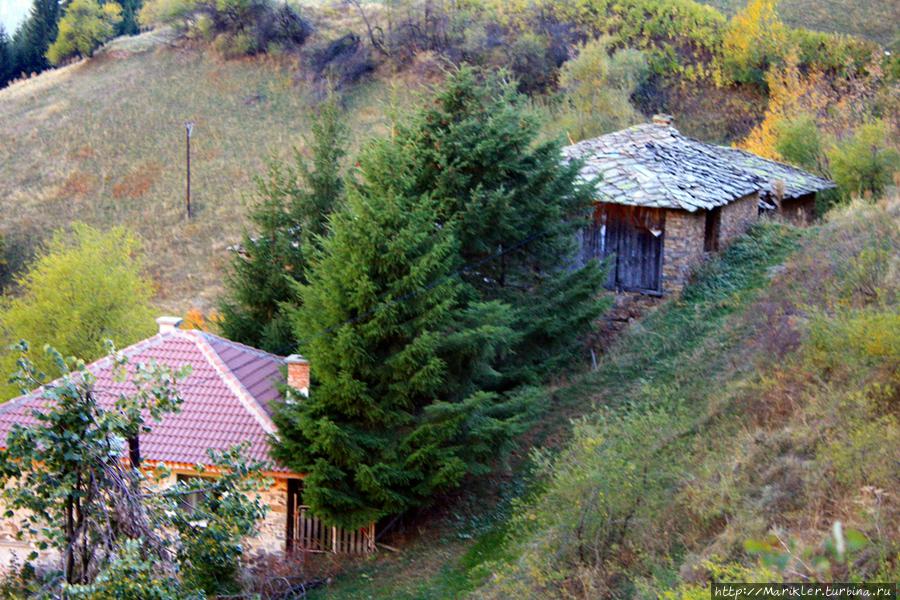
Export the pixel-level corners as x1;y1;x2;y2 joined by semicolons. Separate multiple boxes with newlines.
185;121;195;219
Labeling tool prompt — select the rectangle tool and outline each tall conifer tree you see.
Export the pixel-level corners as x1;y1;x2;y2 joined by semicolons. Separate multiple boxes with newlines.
0;26;14;87
220;98;347;355
117;0;141;35
15;0;59;75
397;66;607;385
272;140;522;529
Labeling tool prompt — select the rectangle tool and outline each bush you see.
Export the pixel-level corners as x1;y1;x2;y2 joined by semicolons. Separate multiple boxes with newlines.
721;0;790;85
63;540;200;600
46;0;122;65
482;405;689;598
774;113;826;173
503;32;555;95
139;0;312;57
828;120;900;200
557;37;648;141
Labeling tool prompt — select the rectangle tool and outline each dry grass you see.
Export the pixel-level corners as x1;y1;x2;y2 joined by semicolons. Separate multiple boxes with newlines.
0;29;419;311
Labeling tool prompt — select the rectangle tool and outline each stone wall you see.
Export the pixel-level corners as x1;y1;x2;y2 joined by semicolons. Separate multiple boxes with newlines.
719;192;759;246
661;208;705;294
779;193;817;225
252;477;290;555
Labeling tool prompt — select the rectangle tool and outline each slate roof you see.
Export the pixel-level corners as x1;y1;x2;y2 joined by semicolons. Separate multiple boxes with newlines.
712;146;836;201
0;328;291;472
563;124;834;212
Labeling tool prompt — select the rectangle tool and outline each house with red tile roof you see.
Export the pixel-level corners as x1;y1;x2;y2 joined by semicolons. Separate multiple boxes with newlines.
0;317;374;565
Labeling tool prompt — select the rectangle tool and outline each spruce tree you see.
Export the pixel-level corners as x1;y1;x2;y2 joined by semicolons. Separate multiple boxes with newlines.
272;140;522;529
397;66;608;385
0;26;13;87
15;0;59;75
117;0;141;35
219;98;346;355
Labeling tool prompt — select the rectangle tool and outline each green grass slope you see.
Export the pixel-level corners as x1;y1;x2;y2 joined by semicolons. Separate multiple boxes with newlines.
700;0;898;46
0;30;396;310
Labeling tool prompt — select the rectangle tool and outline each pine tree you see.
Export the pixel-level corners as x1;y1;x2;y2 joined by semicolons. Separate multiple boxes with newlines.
397;66;608;385
117;0;141;35
0;26;14;87
15;0;60;75
271;140;522;529
219;98;347;355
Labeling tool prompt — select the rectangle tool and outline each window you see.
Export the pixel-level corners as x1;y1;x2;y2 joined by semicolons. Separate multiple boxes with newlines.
704;207;721;252
176;473;215;514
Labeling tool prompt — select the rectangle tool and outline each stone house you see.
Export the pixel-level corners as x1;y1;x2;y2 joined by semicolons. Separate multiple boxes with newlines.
564;116;834;295
0;317;374;568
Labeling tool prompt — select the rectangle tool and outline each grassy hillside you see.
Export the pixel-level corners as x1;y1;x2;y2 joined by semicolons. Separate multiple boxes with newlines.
0;29;402;310
700;0;898;46
306;194;899;598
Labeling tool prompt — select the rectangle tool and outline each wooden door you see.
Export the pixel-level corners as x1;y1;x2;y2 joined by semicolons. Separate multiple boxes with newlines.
603;205;663;294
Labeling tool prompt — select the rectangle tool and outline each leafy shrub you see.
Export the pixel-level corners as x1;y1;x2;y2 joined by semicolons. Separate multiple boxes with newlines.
139;0;312;57
63;540;201;600
774;113;826;173
557;37;648;141
483;404;689;598
46;0;123;65
503;32;556;95
827;120;900;200
720;0;789;85
169;447;269;595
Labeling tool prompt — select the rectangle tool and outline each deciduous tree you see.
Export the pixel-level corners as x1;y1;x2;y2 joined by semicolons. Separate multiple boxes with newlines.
0;224;156;400
46;0;122;65
557;37;649;141
828;120;900;200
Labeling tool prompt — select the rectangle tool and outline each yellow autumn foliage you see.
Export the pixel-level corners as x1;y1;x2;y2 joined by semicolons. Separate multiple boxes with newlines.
737;54;827;160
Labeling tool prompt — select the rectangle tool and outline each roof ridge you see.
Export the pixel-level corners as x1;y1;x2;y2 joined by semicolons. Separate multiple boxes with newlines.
186;331;277;436
191;330;286;362
724;145;834;180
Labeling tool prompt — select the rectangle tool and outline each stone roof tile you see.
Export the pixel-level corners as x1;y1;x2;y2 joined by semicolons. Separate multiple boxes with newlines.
563;124;834;212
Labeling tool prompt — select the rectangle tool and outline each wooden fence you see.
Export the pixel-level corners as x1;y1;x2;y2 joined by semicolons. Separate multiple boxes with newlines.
290;504;375;554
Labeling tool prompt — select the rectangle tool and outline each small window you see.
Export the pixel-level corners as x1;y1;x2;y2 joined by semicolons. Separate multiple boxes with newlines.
704;207;721;252
176;473;215;514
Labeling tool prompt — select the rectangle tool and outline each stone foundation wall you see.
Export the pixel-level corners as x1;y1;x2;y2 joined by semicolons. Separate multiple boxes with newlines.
720;192;759;246
661;208;705;294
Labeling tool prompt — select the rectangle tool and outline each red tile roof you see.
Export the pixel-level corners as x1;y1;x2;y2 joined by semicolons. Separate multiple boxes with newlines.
0;329;293;473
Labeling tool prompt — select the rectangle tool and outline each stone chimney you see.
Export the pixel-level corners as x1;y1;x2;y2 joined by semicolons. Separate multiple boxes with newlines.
652;114;674;126
285;354;310;398
156;316;183;334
